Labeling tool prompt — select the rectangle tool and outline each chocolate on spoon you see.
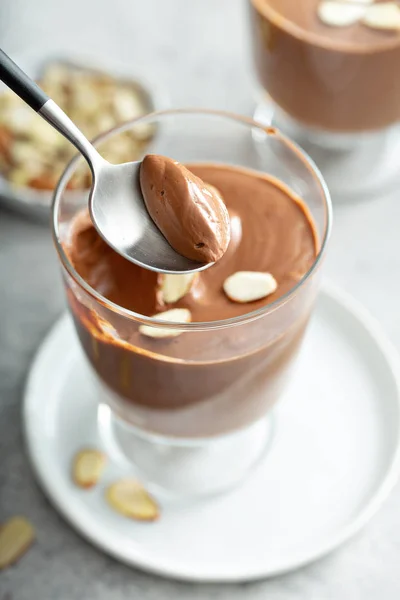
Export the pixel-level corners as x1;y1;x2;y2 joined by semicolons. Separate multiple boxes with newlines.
0;49;230;274
140;154;230;263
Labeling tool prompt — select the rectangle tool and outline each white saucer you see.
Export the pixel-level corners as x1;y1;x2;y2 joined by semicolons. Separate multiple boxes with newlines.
23;282;400;582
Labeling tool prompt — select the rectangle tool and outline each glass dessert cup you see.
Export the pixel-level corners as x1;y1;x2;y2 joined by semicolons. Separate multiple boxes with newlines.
52;109;331;499
248;0;400;203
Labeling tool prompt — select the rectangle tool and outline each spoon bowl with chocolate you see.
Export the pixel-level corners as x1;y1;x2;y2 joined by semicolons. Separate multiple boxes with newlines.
0;49;227;274
53;110;331;496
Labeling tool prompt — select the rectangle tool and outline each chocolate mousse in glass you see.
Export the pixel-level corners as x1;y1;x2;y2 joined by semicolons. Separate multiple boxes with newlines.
52;110;331;497
248;0;400;201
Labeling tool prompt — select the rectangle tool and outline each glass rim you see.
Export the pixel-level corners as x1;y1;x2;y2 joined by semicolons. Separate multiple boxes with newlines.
250;0;400;54
51;107;332;332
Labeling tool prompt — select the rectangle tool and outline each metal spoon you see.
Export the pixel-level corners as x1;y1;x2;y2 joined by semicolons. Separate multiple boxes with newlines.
0;49;210;274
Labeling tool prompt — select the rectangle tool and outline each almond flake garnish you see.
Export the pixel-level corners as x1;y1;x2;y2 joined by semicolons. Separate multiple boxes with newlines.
0;517;35;570
362;2;400;29
158;273;197;304
318;0;370;26
139;308;191;339
72;449;106;489
106;479;160;521
223;271;277;303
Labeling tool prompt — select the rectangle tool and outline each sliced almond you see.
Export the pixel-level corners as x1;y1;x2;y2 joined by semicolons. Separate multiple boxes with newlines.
131;121;155;141
112;89;145;122
362;2;400;29
42;64;71;87
0;126;13;156
8;168;31;187
72;449;106;489
106;479;160;521
158;273;197;304
11;141;40;166
5;105;34;135
28;174;57;190
139;308;191;339
318;0;368;26
223;271;277;303
0;516;35;570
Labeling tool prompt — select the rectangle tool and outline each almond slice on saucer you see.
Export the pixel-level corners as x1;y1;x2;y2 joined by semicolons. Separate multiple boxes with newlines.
72;449;106;489
362;2;400;29
223;271;277;303
318;0;369;26
106;479;160;521
0;517;35;570
139;308;191;339
158;273;197;304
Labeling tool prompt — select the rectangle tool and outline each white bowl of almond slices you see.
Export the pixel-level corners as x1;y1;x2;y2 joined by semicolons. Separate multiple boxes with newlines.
0;59;160;220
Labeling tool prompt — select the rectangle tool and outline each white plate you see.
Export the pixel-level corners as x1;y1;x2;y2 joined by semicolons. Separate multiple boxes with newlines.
23;282;400;582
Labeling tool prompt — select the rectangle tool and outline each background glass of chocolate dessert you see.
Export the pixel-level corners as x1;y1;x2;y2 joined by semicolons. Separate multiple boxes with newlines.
248;0;400;202
52;109;331;497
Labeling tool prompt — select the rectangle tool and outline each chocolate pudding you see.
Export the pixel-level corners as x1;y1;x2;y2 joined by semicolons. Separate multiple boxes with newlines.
249;0;400;132
140;155;230;263
63;164;319;438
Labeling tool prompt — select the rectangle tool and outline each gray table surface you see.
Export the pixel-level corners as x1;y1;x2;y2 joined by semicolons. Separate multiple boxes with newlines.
1;0;400;598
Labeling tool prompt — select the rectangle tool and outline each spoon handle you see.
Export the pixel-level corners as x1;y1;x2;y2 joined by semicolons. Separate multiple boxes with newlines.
0;48;104;170
0;49;49;111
